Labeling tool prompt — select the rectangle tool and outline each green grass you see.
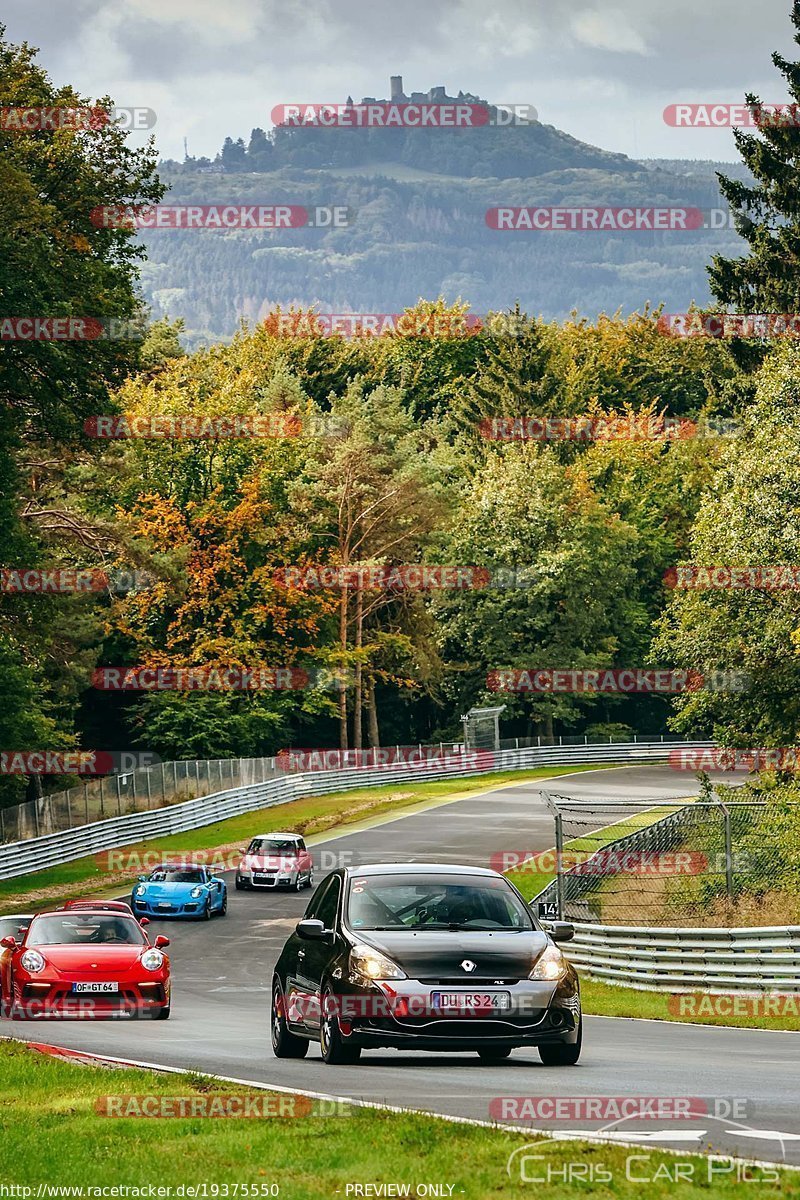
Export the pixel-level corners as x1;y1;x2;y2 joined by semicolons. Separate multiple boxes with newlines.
507;803;686;903
0;764;611;914
0;1041;792;1196
581;978;800;1032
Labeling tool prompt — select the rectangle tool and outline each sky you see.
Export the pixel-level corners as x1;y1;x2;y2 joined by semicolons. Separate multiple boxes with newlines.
3;0;798;163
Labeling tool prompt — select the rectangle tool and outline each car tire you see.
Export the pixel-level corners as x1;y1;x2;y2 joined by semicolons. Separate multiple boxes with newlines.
202;899;212;920
538;1020;582;1066
477;1047;513;1062
218;892;227;916
235;878;244;891
294;875;304;892
304;871;314;890
320;985;361;1065
271;980;308;1059
152;1005;171;1020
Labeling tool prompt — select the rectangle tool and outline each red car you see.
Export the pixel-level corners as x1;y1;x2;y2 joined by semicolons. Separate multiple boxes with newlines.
0;907;171;1019
61;899;134;916
235;832;314;891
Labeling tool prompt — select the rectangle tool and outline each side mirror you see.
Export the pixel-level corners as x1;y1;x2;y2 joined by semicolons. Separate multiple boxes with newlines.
139;917;150;927
544;921;575;944
154;935;170;948
137;875;147;882
1;935;17;949
296;918;327;941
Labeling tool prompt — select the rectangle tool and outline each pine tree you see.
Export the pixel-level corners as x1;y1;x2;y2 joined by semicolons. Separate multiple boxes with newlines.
709;3;800;313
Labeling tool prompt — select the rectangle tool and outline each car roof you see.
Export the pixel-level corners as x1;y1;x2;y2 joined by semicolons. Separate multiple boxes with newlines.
0;913;34;920
250;832;300;839
61;899;132;910
151;863;207;870
342;863;501;877
36;908;138;919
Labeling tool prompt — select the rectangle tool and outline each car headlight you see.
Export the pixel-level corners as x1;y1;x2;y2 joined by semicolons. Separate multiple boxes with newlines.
350;943;406;981
190;886;205;898
135;885;146;896
140;949;164;971
529;942;567;981
20;949;45;973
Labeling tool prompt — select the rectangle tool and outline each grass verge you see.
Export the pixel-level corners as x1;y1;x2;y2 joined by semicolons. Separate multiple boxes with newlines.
0;764;610;914
0;1041;790;1196
581;978;800;1032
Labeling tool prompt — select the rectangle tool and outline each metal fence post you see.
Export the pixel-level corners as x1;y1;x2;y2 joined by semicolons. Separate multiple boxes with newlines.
540;791;565;920
145;769;152;809
160;762;166;803
116;774;122;816
717;799;734;904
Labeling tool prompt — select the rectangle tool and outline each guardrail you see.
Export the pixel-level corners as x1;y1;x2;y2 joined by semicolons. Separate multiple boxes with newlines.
566;923;800;992
0;739;712;882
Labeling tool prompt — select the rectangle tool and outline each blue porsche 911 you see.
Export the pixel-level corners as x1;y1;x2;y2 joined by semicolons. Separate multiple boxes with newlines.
132;864;227;920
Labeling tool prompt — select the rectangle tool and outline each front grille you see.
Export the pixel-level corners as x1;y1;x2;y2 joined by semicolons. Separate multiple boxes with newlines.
420;977;522;986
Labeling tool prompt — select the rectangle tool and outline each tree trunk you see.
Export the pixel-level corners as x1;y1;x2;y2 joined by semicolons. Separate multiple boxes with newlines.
339;585;349;750
353;584;363;750
366;673;380;748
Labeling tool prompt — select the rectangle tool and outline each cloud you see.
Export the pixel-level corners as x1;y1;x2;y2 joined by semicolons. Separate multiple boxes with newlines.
570;9;652;56
2;0;798;161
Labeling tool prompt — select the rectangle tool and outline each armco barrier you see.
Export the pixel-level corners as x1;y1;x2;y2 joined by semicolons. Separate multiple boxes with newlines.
565;922;800;992
0;740;712;882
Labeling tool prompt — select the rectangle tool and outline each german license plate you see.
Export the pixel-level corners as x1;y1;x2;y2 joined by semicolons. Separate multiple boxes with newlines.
254;874;273;882
430;991;510;1011
157;902;172;908
71;982;118;993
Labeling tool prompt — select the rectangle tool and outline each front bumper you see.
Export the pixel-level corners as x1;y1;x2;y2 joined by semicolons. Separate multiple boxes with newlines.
236;873;296;889
132;895;208;918
320;976;581;1051
11;975;170;1018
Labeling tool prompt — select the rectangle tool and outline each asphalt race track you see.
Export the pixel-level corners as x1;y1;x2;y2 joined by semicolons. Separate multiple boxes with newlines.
6;765;800;1168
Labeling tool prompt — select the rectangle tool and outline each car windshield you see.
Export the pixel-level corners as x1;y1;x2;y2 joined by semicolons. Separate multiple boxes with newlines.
149;870;204;883
0;916;31;940
346;874;535;931
249;838;298;855
27;914;146;946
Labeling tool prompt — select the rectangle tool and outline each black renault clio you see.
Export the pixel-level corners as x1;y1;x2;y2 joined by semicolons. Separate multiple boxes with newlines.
271;862;581;1065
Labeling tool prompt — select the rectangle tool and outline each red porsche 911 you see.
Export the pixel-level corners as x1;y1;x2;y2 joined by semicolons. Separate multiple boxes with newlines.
0;907;171;1019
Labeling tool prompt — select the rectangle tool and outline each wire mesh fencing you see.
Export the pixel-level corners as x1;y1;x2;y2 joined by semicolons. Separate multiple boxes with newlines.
0;757;280;844
534;794;800;928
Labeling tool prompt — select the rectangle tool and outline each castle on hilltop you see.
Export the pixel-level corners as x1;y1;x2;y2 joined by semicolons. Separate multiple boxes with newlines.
356;76;484;106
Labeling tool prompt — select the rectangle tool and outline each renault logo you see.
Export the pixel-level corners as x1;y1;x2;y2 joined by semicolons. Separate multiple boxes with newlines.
461;959;476;973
